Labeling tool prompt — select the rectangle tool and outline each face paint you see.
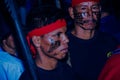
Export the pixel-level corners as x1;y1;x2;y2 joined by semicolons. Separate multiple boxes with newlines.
48;38;60;53
39;27;68;60
73;2;100;30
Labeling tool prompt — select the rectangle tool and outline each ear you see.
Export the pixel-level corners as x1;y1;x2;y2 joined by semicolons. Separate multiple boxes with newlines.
32;36;41;48
68;7;74;19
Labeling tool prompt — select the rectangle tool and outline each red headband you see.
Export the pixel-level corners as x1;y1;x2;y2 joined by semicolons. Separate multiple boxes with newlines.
27;19;66;38
26;19;66;58
72;0;99;7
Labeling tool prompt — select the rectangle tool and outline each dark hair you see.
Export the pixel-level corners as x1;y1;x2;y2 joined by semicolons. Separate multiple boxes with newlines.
0;13;12;45
23;5;66;35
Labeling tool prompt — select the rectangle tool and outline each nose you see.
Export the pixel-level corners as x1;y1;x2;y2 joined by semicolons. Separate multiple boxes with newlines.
88;10;93;17
61;34;69;44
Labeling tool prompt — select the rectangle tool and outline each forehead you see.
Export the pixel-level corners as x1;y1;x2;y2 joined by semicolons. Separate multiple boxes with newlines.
43;27;67;37
75;1;99;7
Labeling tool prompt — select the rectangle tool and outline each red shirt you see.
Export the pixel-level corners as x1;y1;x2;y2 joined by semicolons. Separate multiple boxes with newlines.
98;53;120;80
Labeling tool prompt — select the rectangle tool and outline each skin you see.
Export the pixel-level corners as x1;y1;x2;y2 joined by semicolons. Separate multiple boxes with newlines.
2;35;16;56
69;1;101;39
32;26;69;70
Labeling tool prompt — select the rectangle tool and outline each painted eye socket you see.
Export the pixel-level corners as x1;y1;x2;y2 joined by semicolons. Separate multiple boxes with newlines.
92;5;100;11
57;32;61;37
81;7;87;10
93;6;98;9
54;32;62;38
81;12;88;17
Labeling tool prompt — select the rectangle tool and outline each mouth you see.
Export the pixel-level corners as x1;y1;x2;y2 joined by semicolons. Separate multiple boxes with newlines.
83;20;95;23
61;47;68;53
83;20;96;26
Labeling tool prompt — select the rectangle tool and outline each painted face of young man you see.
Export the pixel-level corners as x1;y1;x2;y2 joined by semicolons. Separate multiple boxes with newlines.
73;1;101;30
40;27;69;60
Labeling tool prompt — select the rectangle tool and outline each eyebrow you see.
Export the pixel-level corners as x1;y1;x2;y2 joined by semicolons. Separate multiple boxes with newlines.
55;32;63;36
54;30;66;37
92;4;99;7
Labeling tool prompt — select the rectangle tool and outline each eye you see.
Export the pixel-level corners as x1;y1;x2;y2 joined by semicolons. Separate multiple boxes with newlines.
92;5;100;11
56;32;61;38
81;7;87;10
93;6;98;9
75;5;87;12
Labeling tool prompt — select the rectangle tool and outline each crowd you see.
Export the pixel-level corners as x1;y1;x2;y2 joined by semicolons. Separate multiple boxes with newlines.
0;0;120;80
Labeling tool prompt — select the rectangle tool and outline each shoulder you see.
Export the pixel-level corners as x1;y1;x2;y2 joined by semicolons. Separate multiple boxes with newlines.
107;54;120;65
0;51;24;74
0;51;23;64
98;54;120;80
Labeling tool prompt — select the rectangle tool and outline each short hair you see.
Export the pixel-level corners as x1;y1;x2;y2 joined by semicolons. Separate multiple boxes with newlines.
23;5;66;36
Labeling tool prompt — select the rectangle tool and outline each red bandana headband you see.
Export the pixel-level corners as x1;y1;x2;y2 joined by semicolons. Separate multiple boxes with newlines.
27;19;66;38
72;0;99;7
26;19;66;58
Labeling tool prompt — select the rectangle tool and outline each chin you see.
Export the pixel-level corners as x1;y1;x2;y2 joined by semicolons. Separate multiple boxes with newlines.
84;25;96;30
57;54;66;60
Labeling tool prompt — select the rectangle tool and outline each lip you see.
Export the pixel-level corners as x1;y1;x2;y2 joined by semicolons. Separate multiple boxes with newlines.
61;47;68;53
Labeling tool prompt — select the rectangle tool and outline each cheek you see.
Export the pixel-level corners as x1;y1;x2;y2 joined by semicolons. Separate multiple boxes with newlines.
8;38;15;45
48;39;61;53
10;40;15;45
74;11;83;20
92;12;100;20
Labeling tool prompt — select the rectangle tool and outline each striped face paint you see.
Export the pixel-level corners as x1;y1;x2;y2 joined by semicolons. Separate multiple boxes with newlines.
73;2;100;30
26;19;66;57
48;38;60;53
39;27;68;60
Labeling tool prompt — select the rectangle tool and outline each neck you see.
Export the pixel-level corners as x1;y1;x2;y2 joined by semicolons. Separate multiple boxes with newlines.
35;49;58;70
72;26;95;39
2;46;16;56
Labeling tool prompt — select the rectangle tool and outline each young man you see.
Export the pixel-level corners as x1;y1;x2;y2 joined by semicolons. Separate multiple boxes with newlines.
0;13;24;80
19;6;76;80
67;0;119;80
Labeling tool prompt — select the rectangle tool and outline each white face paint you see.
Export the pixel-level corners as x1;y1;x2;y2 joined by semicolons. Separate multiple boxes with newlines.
39;27;68;60
48;38;55;44
48;38;60;53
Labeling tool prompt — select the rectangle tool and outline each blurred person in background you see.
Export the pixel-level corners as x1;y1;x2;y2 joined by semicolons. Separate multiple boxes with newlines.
98;45;120;80
100;0;120;43
0;12;24;80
